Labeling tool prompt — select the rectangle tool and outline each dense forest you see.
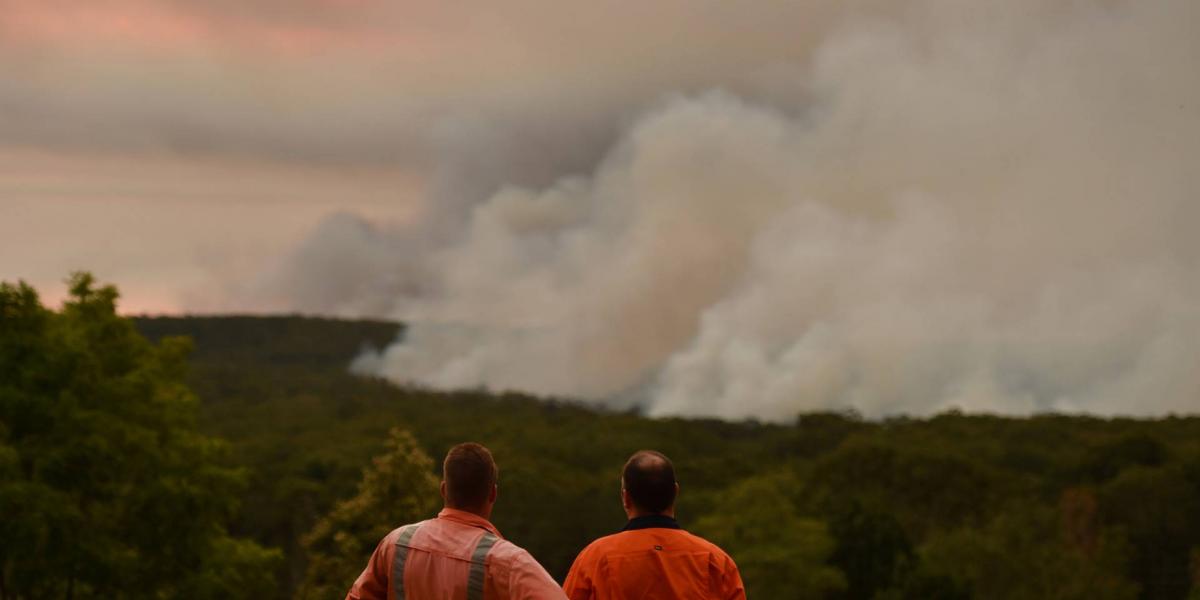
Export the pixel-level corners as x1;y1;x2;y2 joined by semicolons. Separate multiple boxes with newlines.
4;276;1200;599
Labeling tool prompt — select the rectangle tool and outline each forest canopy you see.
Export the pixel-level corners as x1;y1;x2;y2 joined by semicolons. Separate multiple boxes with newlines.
4;275;1200;599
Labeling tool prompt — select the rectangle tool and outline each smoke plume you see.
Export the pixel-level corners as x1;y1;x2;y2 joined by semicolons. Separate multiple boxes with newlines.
312;0;1195;419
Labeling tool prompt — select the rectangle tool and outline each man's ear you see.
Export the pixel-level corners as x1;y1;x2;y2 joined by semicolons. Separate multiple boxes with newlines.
440;480;448;502
489;483;498;504
621;487;633;511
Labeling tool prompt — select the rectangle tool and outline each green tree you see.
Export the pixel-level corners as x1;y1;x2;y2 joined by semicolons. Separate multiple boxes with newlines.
876;567;971;600
807;441;1003;540
1188;548;1200;600
0;274;279;599
1100;466;1200;600
693;474;845;599
299;427;439;599
789;410;867;457
827;502;914;599
1079;433;1167;483
920;503;1137;600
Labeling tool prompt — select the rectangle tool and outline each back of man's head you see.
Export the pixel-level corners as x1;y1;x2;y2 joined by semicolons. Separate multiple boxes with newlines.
443;442;498;511
622;450;677;514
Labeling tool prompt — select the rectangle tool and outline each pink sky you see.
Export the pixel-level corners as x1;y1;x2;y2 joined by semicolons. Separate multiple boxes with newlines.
1;0;847;313
2;0;407;53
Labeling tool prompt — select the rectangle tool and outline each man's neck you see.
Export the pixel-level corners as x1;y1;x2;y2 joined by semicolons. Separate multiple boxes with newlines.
626;508;675;519
445;504;492;521
622;513;682;531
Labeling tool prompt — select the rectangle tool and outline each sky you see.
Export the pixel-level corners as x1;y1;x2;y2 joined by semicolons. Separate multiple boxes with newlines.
2;0;1197;419
0;0;853;311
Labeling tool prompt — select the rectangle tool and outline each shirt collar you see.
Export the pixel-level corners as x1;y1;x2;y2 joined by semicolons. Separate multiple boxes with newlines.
437;507;503;538
621;514;682;531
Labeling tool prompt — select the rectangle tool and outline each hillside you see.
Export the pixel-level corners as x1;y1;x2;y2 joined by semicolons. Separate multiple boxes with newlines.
134;315;400;367
131;316;1200;600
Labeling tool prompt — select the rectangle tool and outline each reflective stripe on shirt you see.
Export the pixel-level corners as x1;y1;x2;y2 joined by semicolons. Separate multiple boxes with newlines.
467;532;499;600
390;525;499;600
391;525;421;600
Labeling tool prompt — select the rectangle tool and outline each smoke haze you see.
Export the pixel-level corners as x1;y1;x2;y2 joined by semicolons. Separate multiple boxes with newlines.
4;0;1197;418
351;0;1200;419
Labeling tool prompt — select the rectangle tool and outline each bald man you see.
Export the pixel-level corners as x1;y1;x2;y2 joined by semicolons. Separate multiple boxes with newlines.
563;451;745;599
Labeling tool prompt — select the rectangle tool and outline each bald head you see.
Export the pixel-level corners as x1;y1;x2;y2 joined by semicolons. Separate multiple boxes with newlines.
622;450;677;514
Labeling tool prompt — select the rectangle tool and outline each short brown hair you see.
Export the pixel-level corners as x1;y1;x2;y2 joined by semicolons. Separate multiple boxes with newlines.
443;443;498;510
622;450;677;514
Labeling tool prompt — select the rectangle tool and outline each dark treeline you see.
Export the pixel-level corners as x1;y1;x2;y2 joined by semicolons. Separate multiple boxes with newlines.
3;277;1199;599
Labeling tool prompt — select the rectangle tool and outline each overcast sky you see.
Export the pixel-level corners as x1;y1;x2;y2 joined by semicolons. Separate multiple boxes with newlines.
2;1;1196;418
1;0;855;311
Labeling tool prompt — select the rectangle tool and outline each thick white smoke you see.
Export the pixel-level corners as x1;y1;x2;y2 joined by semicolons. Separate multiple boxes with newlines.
347;0;1199;419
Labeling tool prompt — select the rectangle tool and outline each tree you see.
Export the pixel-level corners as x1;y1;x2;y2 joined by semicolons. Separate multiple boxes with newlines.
299;427;439;599
1188;548;1200;600
0;274;279;599
826;502;914;599
789;410;866;457
807;441;1003;540
1079;433;1167;483
919;503;1137;600
1100;466;1200;600
693;474;845;599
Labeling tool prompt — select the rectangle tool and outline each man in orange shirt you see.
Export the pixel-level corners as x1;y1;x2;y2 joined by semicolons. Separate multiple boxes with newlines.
347;442;567;600
563;450;746;600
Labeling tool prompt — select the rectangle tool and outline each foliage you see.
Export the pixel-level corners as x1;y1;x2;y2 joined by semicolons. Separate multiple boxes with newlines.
299;428;439;599
806;439;1005;539
919;502;1138;600
1080;433;1168;483
875;568;971;600
1099;466;1200;599
693;474;845;599
1190;548;1200;600
826;502;914;599
0;275;279;599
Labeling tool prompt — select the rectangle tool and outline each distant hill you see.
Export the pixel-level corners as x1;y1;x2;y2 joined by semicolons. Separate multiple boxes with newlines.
134;314;401;368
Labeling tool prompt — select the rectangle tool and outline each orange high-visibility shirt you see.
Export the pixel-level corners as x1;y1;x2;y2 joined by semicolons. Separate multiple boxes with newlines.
562;516;746;600
347;508;567;600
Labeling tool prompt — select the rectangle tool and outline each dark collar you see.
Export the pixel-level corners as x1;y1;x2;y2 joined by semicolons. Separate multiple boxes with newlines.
622;514;682;531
